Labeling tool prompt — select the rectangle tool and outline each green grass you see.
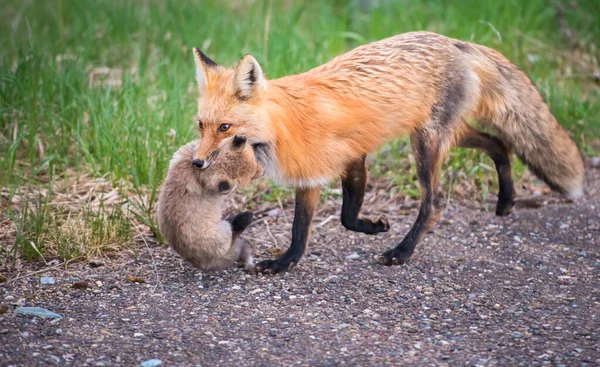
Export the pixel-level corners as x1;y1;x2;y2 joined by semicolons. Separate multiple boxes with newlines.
1;0;599;261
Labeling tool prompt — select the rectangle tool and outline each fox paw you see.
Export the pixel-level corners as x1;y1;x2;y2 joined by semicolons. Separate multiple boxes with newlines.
228;211;254;233
344;215;390;234
375;247;413;266
495;198;515;217
254;257;299;274
374;215;391;233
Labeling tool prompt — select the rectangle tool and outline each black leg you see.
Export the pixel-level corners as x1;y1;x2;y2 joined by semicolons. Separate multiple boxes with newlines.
227;211;254;240
377;129;444;266
457;125;515;216
341;155;390;234
255;186;321;274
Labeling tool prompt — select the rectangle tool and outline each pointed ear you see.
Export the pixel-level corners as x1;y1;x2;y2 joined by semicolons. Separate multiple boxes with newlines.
232;135;247;150
193;48;218;92
234;54;266;99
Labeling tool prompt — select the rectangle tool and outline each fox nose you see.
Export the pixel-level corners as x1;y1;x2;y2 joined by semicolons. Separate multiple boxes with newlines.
191;159;204;169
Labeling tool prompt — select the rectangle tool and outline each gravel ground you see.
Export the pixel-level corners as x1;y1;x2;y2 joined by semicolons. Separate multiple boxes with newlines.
1;166;599;366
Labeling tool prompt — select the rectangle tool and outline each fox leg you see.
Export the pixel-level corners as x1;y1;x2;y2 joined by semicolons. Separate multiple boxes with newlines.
377;128;446;266
204;238;246;272
455;123;515;216
341;155;390;234
226;211;255;267
210;238;254;270
255;186;321;274
227;211;254;240
195;215;254;272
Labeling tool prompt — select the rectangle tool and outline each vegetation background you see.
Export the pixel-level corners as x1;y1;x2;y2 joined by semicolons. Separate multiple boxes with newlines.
1;0;598;263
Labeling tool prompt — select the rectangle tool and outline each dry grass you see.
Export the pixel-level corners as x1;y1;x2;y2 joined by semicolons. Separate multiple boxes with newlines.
1;170;139;264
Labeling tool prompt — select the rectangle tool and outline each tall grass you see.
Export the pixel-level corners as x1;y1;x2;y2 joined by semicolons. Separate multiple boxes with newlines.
1;0;598;261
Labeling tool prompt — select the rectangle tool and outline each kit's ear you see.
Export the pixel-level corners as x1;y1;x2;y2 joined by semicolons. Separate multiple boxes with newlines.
232;135;247;150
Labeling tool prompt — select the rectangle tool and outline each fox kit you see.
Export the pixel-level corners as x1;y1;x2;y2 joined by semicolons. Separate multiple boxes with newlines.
190;31;585;273
157;135;263;271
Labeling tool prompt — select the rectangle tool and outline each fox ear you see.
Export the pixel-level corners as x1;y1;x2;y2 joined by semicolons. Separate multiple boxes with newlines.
234;54;266;99
232;135;247;149
193;48;218;92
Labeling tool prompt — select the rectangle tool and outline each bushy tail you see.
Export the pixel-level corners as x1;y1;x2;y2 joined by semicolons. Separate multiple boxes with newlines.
469;45;585;199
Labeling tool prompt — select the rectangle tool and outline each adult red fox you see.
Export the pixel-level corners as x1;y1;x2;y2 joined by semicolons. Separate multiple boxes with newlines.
190;31;584;273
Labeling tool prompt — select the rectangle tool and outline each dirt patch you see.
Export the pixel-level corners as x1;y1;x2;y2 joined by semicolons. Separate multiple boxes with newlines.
1;166;599;366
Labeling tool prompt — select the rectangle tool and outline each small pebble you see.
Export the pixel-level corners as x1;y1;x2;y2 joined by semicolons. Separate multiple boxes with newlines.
15;307;63;319
40;277;55;285
72;281;90;290
127;276;146;284
267;208;283;217
141;359;163;367
345;253;360;260
88;259;106;268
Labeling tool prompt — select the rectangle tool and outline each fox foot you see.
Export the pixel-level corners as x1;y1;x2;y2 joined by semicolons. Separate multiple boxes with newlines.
344;215;391;235
227;211;254;233
254;254;300;274
372;215;391;233
495;195;515;217
375;247;414;266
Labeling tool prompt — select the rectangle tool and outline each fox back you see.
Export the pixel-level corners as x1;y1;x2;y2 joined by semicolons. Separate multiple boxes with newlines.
190;32;583;197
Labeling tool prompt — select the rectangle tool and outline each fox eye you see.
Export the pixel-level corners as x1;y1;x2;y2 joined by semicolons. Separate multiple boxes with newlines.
197;119;203;130
218;124;231;132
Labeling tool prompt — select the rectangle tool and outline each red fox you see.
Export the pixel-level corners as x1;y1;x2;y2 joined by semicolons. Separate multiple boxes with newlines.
190;31;585;274
156;136;263;271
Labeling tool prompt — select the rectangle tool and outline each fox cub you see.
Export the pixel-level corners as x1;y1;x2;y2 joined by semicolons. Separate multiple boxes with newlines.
157;135;263;271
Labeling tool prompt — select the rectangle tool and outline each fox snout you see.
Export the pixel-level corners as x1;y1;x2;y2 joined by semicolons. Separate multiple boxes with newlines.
192;139;217;170
192;150;212;169
191;159;209;169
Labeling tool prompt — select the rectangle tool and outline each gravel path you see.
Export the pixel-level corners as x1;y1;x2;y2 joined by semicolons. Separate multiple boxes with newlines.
1;167;599;366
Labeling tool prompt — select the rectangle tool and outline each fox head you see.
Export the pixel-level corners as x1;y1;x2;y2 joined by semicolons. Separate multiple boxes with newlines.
191;48;275;170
